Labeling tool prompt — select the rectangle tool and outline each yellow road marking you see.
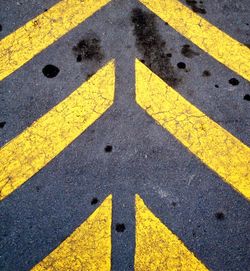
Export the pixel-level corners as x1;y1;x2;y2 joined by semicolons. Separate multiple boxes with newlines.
0;0;111;81
135;195;209;271
32;195;112;271
0;61;115;201
136;59;250;200
138;0;250;82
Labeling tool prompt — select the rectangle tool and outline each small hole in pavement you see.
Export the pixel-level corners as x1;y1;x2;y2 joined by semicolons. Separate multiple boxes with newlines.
0;24;2;32
215;212;225;220
177;62;186;69
167;53;172;57
0;121;6;128
42;64;60;78
243;94;250;101
215;84;219;88
229;78;239;86
105;145;112;153
91;197;99;205
116;223;125;232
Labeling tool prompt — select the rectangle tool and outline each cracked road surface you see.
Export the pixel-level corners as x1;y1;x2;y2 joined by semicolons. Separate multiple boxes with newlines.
0;0;249;270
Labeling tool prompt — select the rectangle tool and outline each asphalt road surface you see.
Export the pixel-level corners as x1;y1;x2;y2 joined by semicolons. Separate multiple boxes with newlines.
0;0;250;270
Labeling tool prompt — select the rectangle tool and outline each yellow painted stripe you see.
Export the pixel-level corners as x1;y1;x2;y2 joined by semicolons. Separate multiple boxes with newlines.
0;61;115;201
136;59;250;200
32;195;112;271
138;0;250;82
0;0;111;81
135;195;209;271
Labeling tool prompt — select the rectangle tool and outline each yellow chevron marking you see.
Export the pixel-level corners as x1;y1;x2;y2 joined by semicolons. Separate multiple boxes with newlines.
32;195;112;271
0;61;115;200
138;0;250;81
135;195;209;270
136;59;250;200
0;0;111;80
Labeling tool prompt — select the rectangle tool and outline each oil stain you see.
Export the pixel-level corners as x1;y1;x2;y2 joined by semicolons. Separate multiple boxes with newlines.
73;35;104;63
131;8;180;87
215;212;225;220
181;44;200;58
116;223;126;232
91;197;99;205
186;0;206;14
202;70;211;77
0;122;6;128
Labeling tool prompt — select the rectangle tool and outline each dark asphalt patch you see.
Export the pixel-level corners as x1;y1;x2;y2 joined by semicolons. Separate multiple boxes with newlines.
72;35;104;63
181;44;200;58
0;122;6;128
42;64;60;78
243;94;250;101
202;70;211;77
115;223;126;232
91;197;99;205
229;78;240;86
185;0;206;14
105;145;113;153
131;8;180;87
215;212;225;220
177;62;187;69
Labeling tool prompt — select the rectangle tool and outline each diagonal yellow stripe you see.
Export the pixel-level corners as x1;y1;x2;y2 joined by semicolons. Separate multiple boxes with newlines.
138;0;250;82
0;0;111;81
32;195;112;271
136;59;250;200
135;195;209;271
0;60;115;201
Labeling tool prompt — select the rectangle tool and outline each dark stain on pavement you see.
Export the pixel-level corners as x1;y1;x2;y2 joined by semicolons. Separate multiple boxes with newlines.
202;70;211;77
186;0;206;14
116;223;126;232
215;212;225;220
105;145;113;153
73;35;104;63
229;78;240;86
243;94;250;101
177;62;186;69
131;8;180;87
0;121;6;128
181;44;200;58
42;64;60;78
91;197;99;205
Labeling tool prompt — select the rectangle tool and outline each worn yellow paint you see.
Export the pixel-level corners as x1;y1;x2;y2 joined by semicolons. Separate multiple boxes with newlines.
0;61;115;201
32;195;112;271
135;195;209;270
136;59;250;200
0;0;111;81
138;0;250;82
